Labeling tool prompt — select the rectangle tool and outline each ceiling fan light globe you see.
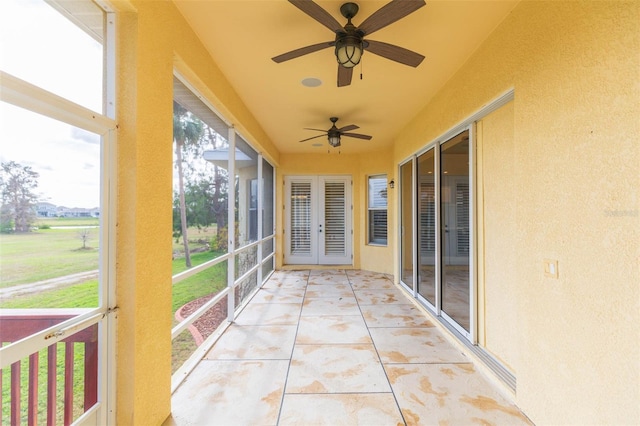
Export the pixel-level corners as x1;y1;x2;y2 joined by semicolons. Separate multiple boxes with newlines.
328;134;341;147
335;36;363;68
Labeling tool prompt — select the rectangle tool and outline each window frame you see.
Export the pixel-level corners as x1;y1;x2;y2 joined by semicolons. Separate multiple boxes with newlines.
367;174;388;246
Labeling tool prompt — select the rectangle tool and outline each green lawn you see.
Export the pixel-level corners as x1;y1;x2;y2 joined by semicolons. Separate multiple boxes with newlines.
1;220;230;402
0;228;100;288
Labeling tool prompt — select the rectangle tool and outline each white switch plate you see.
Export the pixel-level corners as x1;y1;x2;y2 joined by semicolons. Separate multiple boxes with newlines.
544;259;559;278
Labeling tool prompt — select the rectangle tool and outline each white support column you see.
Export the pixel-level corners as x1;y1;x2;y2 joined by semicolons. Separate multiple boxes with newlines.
411;157;418;298
469;123;478;344
257;155;263;285
227;128;236;322
434;142;442;316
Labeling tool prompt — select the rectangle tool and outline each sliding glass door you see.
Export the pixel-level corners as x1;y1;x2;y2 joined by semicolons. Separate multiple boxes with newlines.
400;129;472;338
440;131;471;332
417;149;436;307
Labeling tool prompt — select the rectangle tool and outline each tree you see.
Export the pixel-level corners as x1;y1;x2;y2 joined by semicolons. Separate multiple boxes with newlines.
0;161;39;233
173;101;204;267
77;228;92;249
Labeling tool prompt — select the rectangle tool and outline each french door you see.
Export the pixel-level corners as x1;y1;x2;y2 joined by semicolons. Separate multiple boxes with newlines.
284;175;352;265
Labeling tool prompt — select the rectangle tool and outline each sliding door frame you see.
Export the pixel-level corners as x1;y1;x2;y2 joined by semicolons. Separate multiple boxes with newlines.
396;89;514;346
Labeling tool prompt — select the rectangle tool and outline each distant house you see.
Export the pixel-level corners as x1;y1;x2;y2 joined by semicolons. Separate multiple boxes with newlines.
35;202;58;217
35;203;99;218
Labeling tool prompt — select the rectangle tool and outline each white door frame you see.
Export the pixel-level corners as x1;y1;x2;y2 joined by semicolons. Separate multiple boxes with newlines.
284;175;352;265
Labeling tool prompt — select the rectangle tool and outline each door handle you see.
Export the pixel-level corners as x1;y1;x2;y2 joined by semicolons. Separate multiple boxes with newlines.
319;224;323;233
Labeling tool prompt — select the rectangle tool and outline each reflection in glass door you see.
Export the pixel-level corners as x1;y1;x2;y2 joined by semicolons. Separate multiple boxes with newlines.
417;149;436;306
440;131;470;332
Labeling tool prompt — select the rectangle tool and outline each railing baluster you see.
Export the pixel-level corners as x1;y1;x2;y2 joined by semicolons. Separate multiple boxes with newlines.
47;344;57;426
84;336;98;409
1;312;99;425
1;366;3;425
64;343;74;426
28;353;39;426
11;361;21;426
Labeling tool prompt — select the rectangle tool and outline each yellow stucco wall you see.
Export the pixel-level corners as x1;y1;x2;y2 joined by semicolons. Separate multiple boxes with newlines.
113;1;281;424
476;102;518;372
393;1;639;424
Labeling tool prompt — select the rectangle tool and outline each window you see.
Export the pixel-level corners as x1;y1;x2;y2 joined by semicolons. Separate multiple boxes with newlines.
0;0;115;423
368;175;388;245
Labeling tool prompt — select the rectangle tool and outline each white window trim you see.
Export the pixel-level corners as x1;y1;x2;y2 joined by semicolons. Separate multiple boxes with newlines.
367;174;388;246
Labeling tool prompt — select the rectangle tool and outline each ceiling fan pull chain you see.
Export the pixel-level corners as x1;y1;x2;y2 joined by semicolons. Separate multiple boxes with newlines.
360;58;363;80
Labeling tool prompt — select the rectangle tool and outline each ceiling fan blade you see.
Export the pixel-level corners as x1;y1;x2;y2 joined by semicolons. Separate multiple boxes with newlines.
365;39;425;67
338;124;359;132
358;0;426;35
288;0;344;33
303;128;330;132
337;65;353;87
299;134;327;143
272;41;334;63
342;132;373;140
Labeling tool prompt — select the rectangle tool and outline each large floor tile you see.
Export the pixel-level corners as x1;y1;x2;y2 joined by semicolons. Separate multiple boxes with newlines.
170;360;288;426
286;344;391;393
348;272;396;290
305;282;353;298
301;295;360;316
385;363;532;426
251;287;306;304
263;273;309;289
360;303;434;328
296;315;372;345
204;324;297;360
308;275;351;286
234;302;301;325
369;327;467;364
354;287;408;305
278;393;404;425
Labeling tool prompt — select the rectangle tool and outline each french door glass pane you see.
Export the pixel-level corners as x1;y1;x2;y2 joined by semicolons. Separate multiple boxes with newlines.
323;181;346;256
440;131;470;332
400;161;414;287
417;149;436;305
290;182;312;255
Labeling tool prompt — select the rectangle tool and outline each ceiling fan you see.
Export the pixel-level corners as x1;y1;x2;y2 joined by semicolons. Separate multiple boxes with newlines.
272;0;426;87
299;117;372;147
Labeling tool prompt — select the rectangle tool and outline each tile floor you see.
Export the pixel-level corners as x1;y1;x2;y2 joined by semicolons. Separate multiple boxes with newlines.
167;269;532;426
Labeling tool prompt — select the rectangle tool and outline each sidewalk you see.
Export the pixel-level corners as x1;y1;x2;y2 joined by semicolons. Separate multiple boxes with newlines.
0;270;99;298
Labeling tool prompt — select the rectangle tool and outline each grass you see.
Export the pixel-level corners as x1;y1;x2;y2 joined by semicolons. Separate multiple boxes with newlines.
1;220;231;413
0;280;99;309
0;228;99;288
36;217;99;228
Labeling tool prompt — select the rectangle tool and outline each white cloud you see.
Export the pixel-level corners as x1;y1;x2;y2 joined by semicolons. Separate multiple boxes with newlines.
0;0;103;208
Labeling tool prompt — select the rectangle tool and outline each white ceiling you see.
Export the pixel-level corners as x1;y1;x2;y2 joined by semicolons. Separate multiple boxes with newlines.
173;0;519;154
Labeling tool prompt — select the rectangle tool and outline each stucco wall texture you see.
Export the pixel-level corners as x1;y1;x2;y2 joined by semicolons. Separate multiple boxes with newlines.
393;1;639;424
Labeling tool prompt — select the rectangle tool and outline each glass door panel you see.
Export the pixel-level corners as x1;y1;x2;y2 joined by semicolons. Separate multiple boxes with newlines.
417;149;436;305
440;131;470;332
400;161;414;287
319;177;350;265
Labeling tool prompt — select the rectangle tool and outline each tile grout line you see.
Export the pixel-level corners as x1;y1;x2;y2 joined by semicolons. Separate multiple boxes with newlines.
346;270;409;426
274;269;310;426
